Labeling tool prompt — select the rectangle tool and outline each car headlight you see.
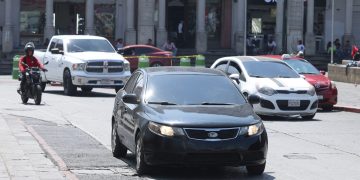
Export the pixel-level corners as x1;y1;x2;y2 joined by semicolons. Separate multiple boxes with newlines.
148;122;184;137
330;81;336;89
72;63;86;71
258;87;277;96
246;122;264;136
307;86;316;96
124;63;130;71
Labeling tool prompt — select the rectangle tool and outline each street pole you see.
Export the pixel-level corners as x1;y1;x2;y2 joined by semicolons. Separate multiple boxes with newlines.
244;0;247;56
331;0;334;64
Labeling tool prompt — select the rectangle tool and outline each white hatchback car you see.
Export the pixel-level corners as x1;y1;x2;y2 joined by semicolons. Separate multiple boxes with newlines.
211;56;318;119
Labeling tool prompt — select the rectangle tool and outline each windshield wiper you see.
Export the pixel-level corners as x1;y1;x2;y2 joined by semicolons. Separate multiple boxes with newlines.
276;75;292;78
200;102;236;105
148;101;177;105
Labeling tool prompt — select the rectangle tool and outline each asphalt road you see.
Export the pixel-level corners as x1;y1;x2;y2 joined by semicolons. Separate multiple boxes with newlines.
1;76;360;179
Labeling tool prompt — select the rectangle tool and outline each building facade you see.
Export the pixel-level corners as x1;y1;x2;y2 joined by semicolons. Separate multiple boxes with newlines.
0;0;358;55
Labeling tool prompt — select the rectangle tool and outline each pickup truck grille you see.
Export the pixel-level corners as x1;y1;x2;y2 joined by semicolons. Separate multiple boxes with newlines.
86;61;123;73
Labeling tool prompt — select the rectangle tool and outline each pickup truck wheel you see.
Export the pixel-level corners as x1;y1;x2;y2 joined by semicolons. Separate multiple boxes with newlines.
81;87;93;93
63;70;77;96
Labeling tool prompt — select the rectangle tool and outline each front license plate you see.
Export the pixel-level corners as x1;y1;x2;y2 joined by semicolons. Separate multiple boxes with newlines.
317;95;323;100
288;100;301;107
100;79;111;85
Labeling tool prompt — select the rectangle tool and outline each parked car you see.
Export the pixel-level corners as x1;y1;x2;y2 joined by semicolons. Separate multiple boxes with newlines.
118;45;172;72
210;56;318;119
263;55;338;111
111;67;268;175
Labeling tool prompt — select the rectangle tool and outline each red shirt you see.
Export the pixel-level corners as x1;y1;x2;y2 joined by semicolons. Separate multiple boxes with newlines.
19;56;44;73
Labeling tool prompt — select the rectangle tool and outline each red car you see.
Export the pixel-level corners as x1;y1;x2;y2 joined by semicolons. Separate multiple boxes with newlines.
118;45;173;72
262;55;337;111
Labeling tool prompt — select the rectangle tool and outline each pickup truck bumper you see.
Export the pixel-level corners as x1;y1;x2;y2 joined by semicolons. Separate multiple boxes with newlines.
71;71;131;87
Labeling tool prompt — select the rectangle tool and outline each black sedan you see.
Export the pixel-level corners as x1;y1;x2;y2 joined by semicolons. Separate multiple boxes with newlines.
111;67;268;175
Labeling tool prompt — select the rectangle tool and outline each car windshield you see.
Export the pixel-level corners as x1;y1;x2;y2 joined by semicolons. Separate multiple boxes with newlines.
283;59;320;75
67;39;115;53
145;74;246;105
243;61;300;78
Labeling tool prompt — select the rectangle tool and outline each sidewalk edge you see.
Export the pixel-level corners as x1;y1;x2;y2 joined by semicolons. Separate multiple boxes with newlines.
333;105;360;113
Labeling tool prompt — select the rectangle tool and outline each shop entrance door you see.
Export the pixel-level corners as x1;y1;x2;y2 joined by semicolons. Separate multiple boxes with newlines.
54;2;85;35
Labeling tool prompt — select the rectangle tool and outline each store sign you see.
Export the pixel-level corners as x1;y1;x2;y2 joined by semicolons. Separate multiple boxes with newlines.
264;0;277;3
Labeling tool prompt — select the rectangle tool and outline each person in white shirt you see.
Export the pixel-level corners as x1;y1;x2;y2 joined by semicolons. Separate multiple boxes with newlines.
177;20;184;46
297;40;305;53
267;38;276;54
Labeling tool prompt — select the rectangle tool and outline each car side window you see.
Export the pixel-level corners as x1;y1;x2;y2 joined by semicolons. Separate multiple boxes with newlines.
56;40;64;52
214;60;229;73
228;61;246;81
124;48;135;56
49;40;56;51
124;73;140;93
133;74;144;97
135;47;155;55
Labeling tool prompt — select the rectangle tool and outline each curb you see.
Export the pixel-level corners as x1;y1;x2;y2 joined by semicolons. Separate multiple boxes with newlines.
333;105;360;113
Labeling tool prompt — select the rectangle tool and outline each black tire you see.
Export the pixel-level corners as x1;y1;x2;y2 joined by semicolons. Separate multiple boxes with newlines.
322;105;334;112
301;113;316;120
111;121;127;158
34;85;42;105
21;93;28;104
81;87;93;93
63;70;77;96
246;162;266;175
135;133;148;175
40;82;46;92
150;62;163;67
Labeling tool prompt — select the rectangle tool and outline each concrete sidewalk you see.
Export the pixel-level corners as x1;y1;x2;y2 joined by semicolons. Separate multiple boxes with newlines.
333;81;360;113
0;114;65;180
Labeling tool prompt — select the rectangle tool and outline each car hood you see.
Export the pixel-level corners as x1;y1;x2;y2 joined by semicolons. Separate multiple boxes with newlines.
144;104;260;128
303;74;330;86
253;77;312;90
67;52;127;62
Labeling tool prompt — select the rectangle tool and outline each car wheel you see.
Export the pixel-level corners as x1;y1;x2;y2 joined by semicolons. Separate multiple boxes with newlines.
322;105;333;112
34;85;42;105
40;82;46;92
246;162;266;175
111;121;127;158
81;87;93;93
301;113;316;120
135;133;148;175
150;62;163;67
63;70;77;96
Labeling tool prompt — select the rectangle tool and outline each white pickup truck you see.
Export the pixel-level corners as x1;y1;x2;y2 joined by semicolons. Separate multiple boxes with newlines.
34;35;131;96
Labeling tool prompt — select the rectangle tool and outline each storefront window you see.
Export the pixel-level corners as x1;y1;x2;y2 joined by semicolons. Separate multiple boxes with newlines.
94;4;115;40
20;0;45;46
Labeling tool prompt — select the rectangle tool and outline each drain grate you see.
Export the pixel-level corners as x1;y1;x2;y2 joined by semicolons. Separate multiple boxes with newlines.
283;154;317;160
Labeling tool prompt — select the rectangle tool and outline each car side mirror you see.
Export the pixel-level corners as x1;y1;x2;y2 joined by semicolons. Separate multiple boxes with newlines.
248;94;260;105
44;61;49;65
122;94;139;104
320;70;326;75
229;74;240;84
51;48;63;55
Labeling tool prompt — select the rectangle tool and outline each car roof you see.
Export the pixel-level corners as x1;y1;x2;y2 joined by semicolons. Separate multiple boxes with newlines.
260;55;305;61
52;35;107;40
141;67;225;76
222;56;287;63
123;44;163;51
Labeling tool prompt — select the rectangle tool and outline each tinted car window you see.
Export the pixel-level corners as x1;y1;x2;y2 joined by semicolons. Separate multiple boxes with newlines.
243;61;300;78
67;39;115;53
145;74;246;105
49;40;56;51
228;61;246;81
123;48;135;56
124;73;140;93
56;40;64;51
135;47;157;55
284;59;320;75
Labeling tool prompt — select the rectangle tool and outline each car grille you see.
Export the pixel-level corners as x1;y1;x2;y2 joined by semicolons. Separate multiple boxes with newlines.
276;100;310;111
184;128;239;141
277;90;307;94
86;61;123;73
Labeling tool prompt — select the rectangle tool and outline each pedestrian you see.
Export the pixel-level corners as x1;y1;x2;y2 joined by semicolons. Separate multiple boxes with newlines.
162;39;177;65
343;40;352;59
115;38;125;50
297;40;305;54
267;38;276;54
177;20;184;47
146;38;154;46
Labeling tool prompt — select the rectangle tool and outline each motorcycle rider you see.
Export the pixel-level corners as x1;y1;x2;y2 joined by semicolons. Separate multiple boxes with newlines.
18;42;47;93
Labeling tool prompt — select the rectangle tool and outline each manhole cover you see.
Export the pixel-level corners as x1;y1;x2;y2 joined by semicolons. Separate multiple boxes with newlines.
283;154;317;160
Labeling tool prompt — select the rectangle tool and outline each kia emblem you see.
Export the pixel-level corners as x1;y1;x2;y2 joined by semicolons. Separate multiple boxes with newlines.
208;132;218;138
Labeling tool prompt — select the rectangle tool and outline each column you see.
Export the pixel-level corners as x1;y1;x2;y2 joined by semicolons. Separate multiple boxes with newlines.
275;0;284;54
44;0;55;41
343;0;353;44
196;0;207;53
2;0;13;53
234;0;245;54
85;0;95;35
305;0;315;55
115;0;125;40
125;0;136;45
286;0;304;54
137;0;155;44
156;0;167;48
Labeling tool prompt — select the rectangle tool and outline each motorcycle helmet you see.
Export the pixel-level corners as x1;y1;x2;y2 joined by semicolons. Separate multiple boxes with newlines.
24;42;35;56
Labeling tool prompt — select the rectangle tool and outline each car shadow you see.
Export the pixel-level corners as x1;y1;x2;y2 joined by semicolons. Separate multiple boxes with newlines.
44;90;115;98
260;115;322;122
118;153;275;180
